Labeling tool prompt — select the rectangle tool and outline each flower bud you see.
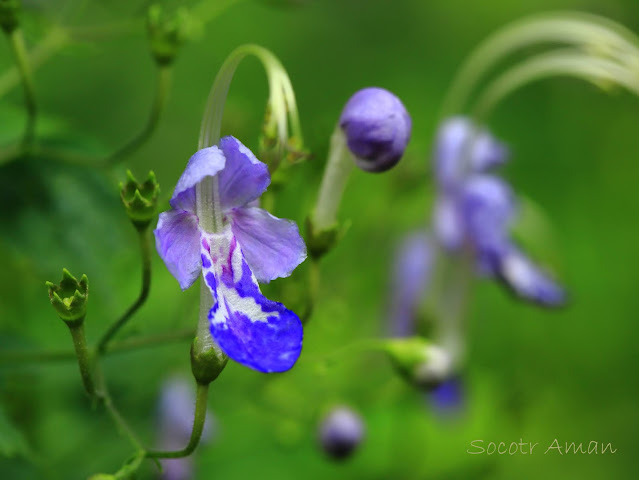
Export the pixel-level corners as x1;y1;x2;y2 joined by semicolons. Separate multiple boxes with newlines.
45;269;89;326
120;170;160;231
0;0;20;34
385;338;453;390
339;87;411;173
190;337;228;385
147;4;193;65
318;406;365;460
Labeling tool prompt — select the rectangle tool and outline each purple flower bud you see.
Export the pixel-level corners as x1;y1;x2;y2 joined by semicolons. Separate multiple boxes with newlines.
318;406;365;460
339;87;412;173
429;377;465;416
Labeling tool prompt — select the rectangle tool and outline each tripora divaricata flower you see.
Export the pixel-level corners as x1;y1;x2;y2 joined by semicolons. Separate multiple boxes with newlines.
318;406;365;460
433;117;565;306
154;136;306;373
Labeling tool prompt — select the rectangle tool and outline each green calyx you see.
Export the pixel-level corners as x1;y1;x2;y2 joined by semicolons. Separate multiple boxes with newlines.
258;105;310;174
384;337;449;390
46;268;89;325
0;0;20;34
119;170;160;230
147;4;193;65
305;216;349;260
190;337;228;385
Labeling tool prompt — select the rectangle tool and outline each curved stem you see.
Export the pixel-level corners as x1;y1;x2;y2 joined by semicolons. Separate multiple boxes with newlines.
146;382;210;458
472;50;639;122
441;12;639;116
97;228;152;354
104;65;172;166
6;28;37;146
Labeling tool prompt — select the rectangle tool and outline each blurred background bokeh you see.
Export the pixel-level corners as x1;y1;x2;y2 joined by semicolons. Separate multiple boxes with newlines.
1;0;639;479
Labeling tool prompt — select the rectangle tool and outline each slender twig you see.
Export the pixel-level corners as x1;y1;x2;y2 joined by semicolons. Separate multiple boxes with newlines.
97;228;152;354
146;382;210;458
103;65;172;167
0;328;195;366
5;28;37;146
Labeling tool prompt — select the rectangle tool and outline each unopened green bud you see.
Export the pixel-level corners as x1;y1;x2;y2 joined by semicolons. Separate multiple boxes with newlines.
147;4;193;65
87;474;116;480
0;0;20;33
46;269;89;326
385;338;452;390
190;337;228;385
120;170;160;231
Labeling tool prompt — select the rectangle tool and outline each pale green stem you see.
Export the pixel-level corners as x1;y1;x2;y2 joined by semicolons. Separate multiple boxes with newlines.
312;127;353;231
472;50;639;122
441;12;639;116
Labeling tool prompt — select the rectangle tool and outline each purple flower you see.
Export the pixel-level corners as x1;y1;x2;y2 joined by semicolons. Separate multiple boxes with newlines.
432;118;565;307
429;377;465;416
318;406;365;460
154;136;306;373
339;87;412;173
387;230;433;337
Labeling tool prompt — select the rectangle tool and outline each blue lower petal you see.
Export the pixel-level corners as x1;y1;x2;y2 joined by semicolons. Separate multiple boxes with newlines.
201;227;303;373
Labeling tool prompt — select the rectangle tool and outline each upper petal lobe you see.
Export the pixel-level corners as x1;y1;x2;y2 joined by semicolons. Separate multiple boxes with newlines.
218;136;270;210
170;146;226;212
154;210;202;290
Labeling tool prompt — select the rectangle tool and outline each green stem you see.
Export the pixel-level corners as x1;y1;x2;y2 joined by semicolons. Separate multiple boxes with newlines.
103;65;172;167
0;328;195;366
6;28;37;146
97;228;152;354
94;366;144;451
146;382;210;459
67;323;96;396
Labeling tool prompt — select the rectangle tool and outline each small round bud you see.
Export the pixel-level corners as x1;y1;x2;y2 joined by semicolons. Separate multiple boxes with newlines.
120;170;160;231
318;406;365;460
45;269;89;326
339;87;411;173
190;337;228;385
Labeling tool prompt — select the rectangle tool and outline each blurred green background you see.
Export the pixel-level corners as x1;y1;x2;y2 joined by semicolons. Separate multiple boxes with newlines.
2;0;639;479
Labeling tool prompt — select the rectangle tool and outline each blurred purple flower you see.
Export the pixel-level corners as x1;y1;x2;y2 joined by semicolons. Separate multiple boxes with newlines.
154;136;306;372
318;406;365;460
432;117;565;307
340;87;412;172
429;377;465;416
387;230;433;337
157;376;215;480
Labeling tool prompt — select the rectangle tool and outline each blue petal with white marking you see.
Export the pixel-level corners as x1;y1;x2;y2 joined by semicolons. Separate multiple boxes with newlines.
200;226;303;373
